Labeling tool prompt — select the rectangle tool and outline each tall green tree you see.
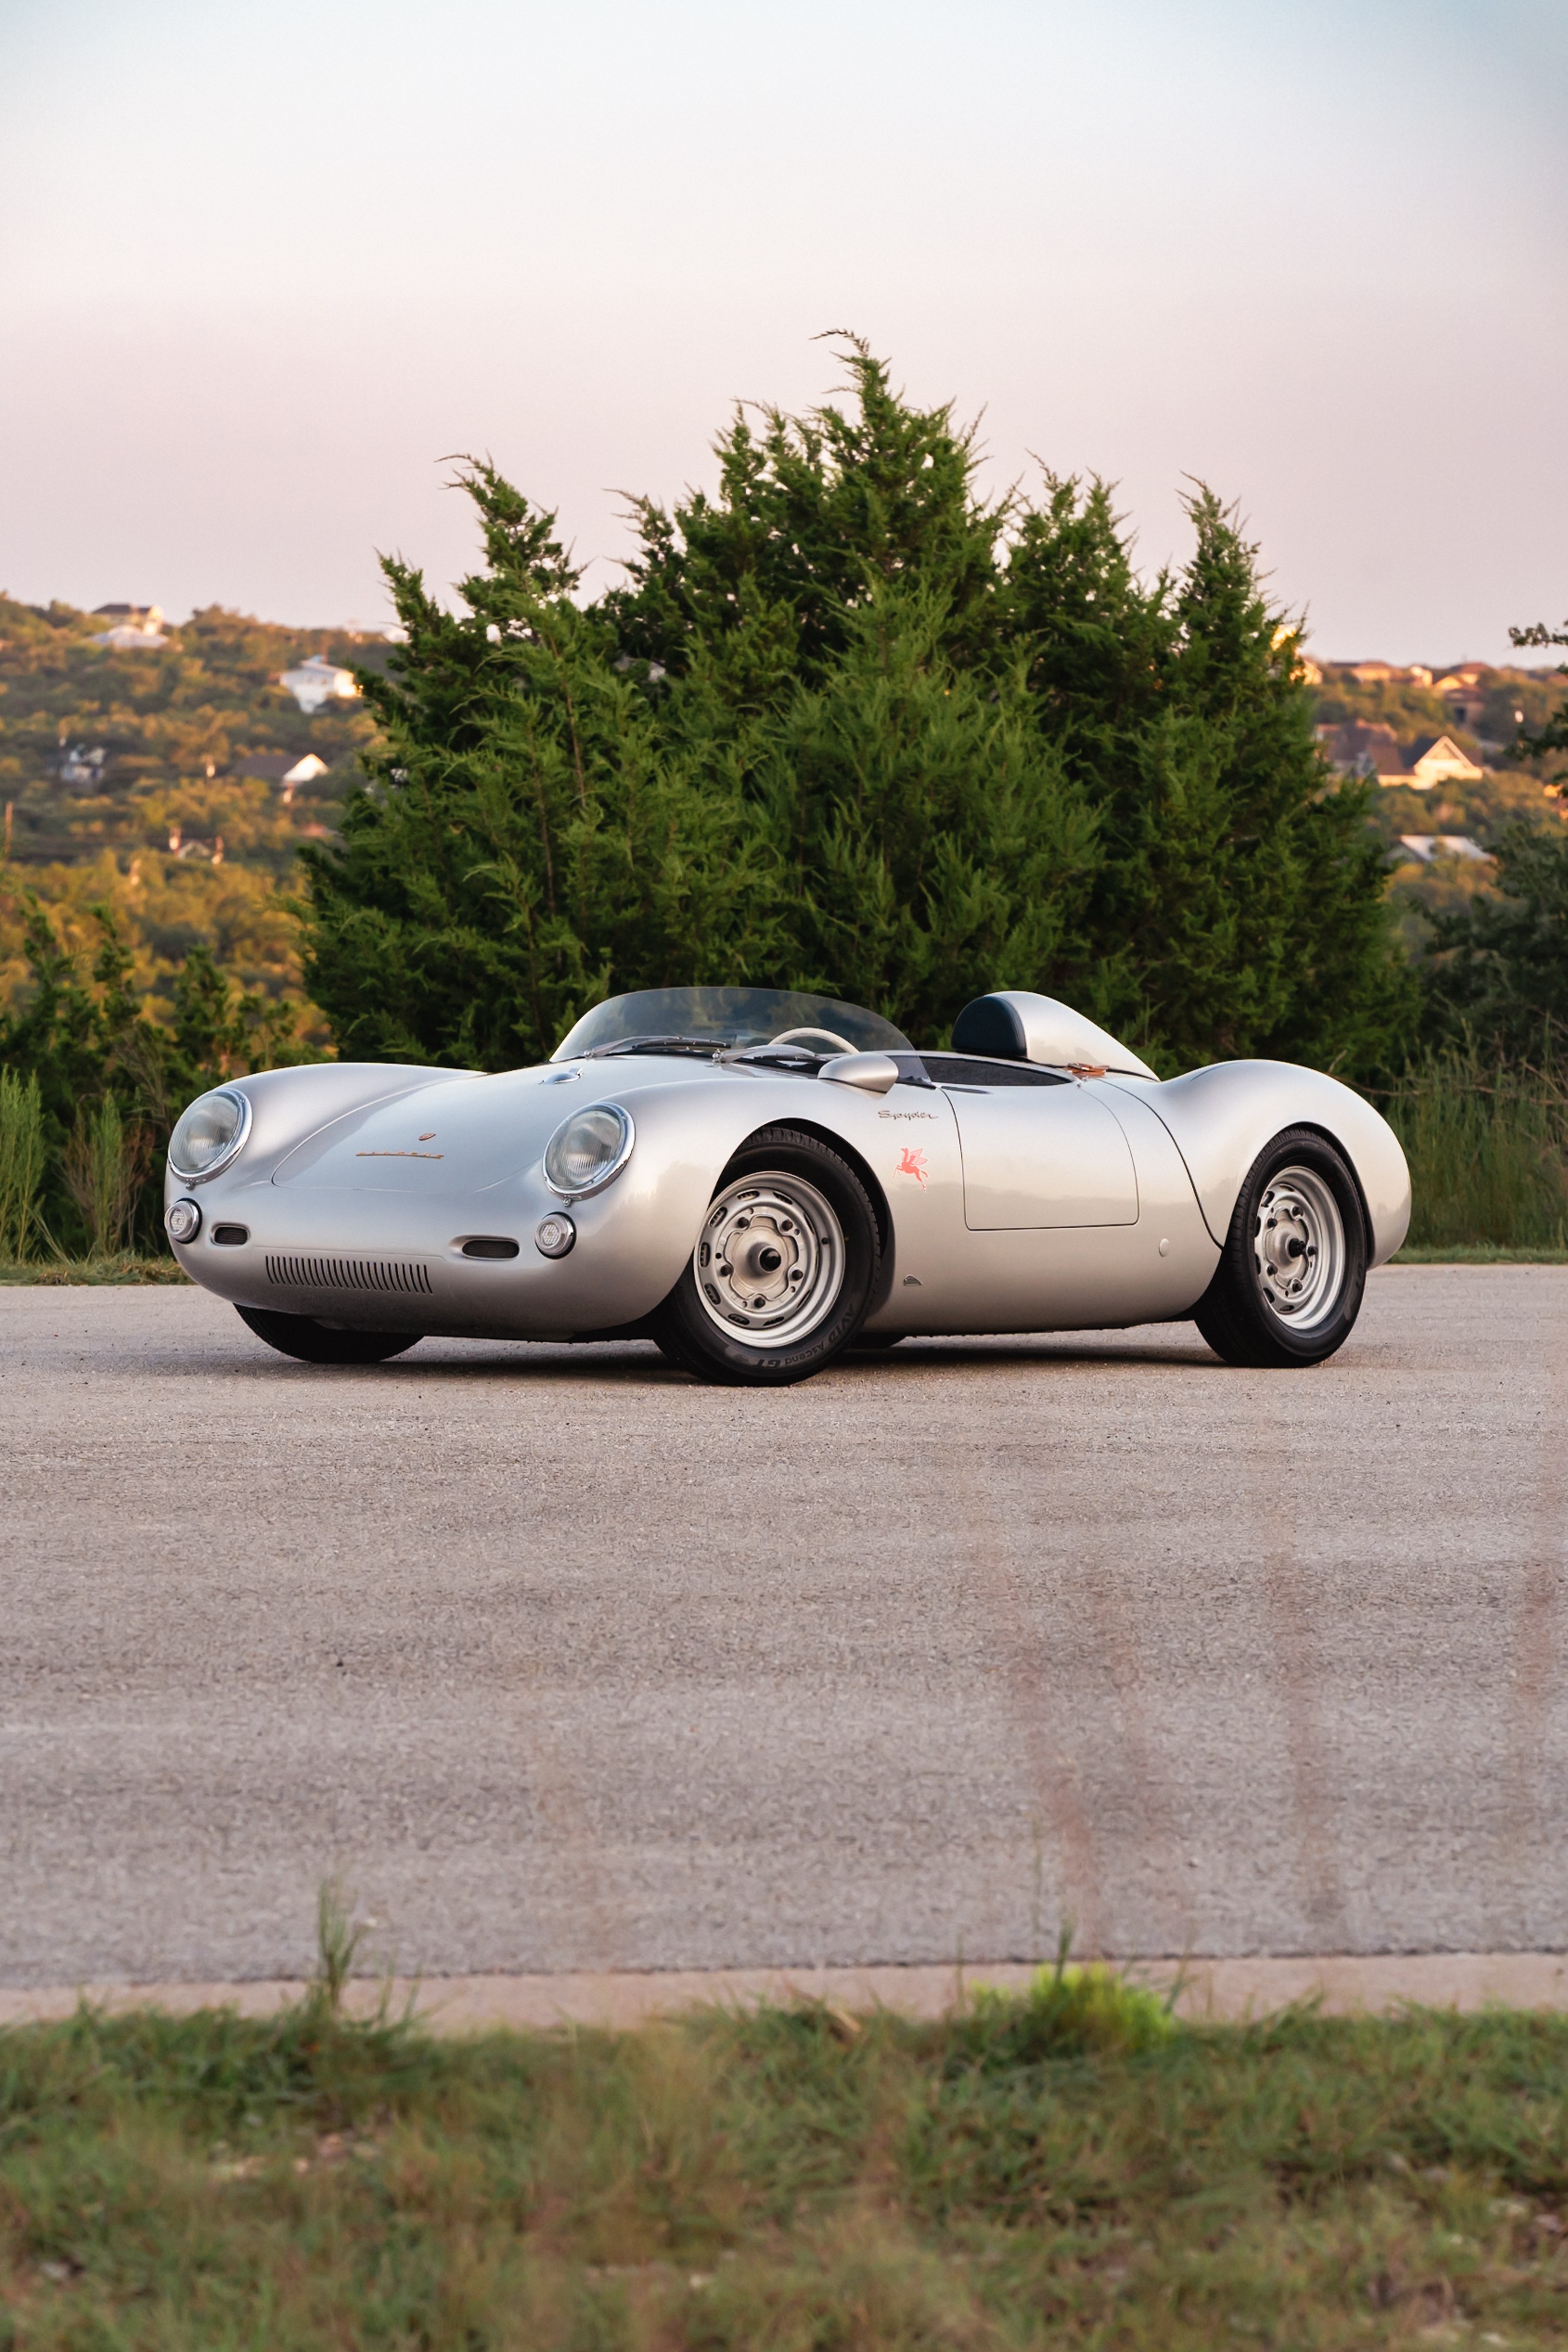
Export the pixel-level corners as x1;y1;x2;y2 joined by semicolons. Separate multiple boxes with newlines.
737;589;1098;1041
603;340;1005;703
1031;486;1410;1071
297;346;1410;1076
299;469;782;1067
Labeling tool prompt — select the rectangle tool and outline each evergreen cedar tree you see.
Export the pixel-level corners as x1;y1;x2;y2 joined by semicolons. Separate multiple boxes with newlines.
298;343;1413;1077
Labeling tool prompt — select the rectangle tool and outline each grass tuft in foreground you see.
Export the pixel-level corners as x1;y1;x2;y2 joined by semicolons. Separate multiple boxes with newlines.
6;1969;1568;2346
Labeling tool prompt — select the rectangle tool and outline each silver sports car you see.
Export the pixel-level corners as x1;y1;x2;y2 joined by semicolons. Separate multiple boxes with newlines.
163;985;1410;1385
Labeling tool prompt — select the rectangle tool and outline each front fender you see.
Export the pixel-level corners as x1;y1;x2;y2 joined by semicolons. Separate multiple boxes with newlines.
552;1074;902;1329
1121;1062;1411;1267
163;1063;483;1209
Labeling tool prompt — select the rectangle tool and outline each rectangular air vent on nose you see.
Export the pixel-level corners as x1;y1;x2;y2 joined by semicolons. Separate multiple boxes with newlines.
265;1254;433;1295
460;1236;520;1259
211;1224;250;1246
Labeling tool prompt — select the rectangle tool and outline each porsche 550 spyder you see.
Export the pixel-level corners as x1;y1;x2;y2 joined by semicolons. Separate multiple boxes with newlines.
162;985;1410;1386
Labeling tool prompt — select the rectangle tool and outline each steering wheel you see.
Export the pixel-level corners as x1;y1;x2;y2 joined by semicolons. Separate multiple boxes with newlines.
768;1025;856;1054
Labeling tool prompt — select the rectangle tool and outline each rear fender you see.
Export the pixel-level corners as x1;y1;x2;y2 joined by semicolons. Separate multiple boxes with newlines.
1120;1062;1411;1266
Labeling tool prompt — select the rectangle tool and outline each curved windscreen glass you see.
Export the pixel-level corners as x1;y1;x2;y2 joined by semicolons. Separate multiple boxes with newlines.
553;987;911;1060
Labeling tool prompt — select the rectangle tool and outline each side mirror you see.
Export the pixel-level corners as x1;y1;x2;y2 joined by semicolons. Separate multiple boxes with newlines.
819;1052;900;1095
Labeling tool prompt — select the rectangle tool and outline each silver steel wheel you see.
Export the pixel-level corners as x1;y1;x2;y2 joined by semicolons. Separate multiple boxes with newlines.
1252;1164;1346;1334
692;1171;846;1348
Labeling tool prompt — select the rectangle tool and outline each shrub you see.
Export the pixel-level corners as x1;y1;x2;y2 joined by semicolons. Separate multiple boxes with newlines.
956;1960;1177;2067
1385;1046;1568;1249
62;1097;152;1259
0;1067;46;1259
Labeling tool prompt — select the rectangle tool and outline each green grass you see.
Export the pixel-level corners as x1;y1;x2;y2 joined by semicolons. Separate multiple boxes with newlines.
1392;1243;1568;1264
0;1253;187;1285
1382;1049;1568;1251
8;1974;1568;2348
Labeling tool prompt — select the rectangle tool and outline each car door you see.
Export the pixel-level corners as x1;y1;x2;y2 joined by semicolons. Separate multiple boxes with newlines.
919;1056;1139;1228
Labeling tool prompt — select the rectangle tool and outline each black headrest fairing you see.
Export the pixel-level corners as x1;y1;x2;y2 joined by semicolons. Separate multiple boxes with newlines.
950;995;1028;1060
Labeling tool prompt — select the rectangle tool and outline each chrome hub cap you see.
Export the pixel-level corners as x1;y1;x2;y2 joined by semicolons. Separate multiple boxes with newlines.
1252;1165;1345;1334
693;1172;845;1347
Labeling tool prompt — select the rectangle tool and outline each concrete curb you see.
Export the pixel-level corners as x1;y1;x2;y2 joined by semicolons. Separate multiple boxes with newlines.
5;1953;1568;2032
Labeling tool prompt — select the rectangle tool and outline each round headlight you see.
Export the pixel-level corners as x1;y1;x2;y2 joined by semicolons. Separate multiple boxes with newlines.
168;1087;251;1183
166;1197;202;1244
543;1102;634;1197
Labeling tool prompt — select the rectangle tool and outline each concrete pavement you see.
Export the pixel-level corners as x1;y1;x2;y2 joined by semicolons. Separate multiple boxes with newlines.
2;1269;1563;1986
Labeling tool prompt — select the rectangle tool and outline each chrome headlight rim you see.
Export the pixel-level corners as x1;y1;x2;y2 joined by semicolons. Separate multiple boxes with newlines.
168;1086;253;1185
543;1101;636;1199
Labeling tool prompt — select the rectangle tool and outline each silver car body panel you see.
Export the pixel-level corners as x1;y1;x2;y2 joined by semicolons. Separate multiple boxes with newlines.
1113;1059;1412;1267
166;1025;1409;1341
950;1085;1138;1230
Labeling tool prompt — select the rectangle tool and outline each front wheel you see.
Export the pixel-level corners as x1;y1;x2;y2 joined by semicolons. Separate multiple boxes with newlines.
1193;1128;1368;1369
649;1127;880;1386
235;1305;422;1365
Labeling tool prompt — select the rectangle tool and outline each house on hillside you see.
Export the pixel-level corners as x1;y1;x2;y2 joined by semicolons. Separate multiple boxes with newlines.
1435;667;1490;727
1317;720;1405;780
58;743;108;787
1404;734;1486;787
279;656;359;714
1396;835;1490;866
166;827;224;864
91;602;168;651
239;751;330;801
1340;660;1433;686
1317;721;1483;789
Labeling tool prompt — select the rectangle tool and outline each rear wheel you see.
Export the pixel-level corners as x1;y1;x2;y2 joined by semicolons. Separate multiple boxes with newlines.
650;1127;880;1386
235;1305;422;1365
1193;1127;1367;1369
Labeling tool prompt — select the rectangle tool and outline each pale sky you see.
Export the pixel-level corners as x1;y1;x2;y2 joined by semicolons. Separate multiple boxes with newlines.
2;0;1564;662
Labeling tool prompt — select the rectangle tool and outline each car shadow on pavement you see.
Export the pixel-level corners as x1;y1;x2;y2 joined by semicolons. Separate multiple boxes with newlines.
145;1329;1228;1382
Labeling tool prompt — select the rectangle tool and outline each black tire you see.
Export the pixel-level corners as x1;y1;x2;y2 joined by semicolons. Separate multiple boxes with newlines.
650;1126;880;1387
235;1305;422;1365
1193;1126;1368;1369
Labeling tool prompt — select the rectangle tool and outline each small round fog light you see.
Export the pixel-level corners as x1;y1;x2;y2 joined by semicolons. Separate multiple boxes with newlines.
535;1211;576;1259
166;1197;202;1244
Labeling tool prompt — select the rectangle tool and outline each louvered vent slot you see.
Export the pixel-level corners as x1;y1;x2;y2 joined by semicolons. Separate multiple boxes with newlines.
265;1254;433;1296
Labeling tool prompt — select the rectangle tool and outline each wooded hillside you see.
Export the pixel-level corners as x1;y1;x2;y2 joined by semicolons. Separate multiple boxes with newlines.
0;599;383;1027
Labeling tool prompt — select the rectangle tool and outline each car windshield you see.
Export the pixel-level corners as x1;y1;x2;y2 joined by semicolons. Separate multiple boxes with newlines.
553;987;911;1060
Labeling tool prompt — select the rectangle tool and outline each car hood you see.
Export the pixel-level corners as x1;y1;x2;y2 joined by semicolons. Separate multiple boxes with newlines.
270;1066;591;1191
